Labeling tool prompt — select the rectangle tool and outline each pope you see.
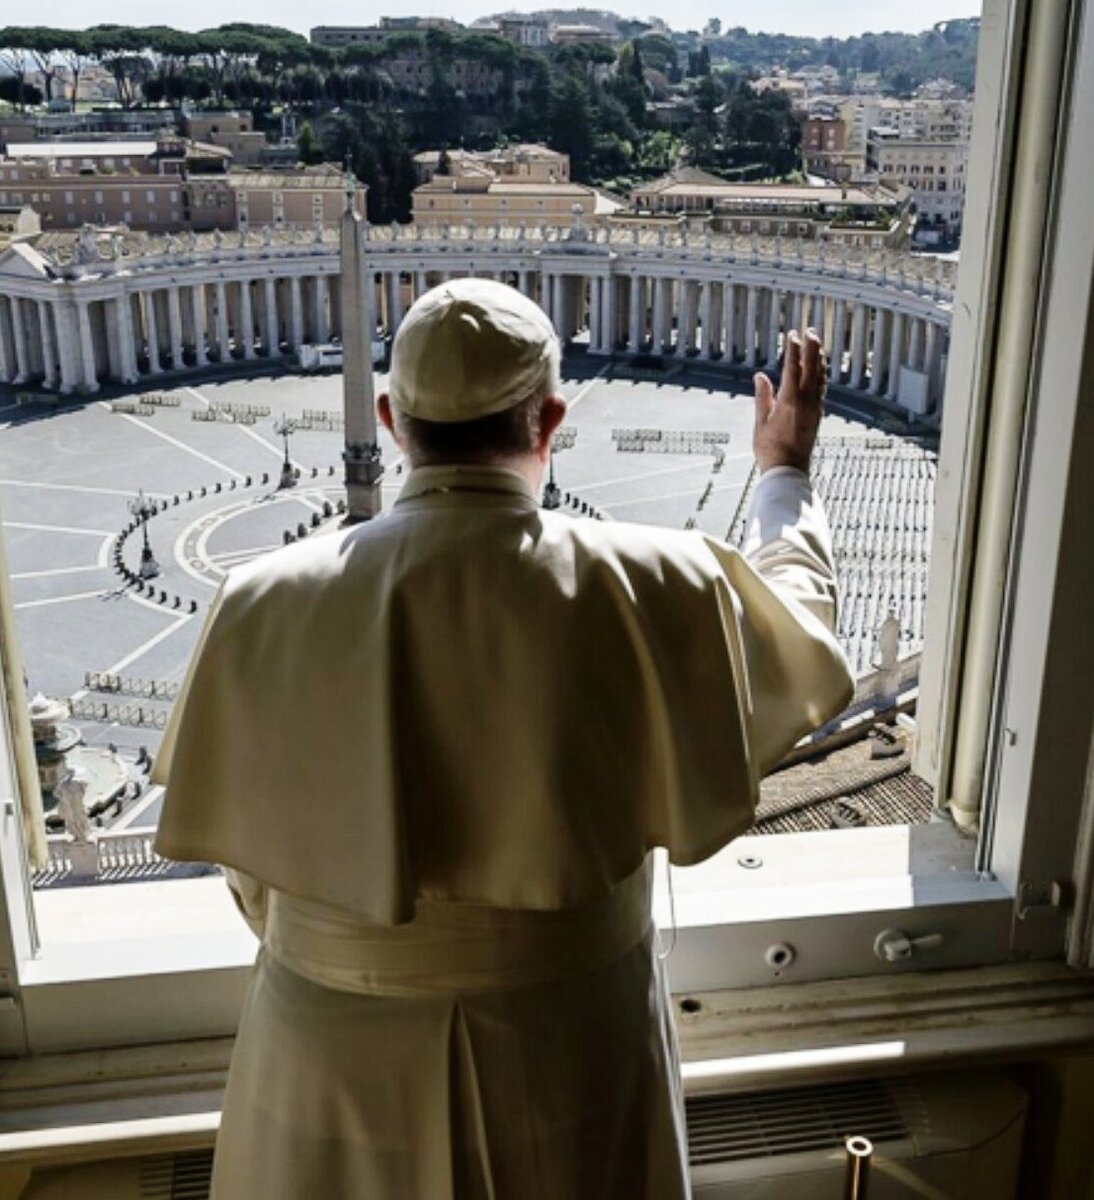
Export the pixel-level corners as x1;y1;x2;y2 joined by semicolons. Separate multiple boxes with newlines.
154;279;853;1199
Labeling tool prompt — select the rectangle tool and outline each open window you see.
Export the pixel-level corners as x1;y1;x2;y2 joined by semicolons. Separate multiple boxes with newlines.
0;0;1091;1059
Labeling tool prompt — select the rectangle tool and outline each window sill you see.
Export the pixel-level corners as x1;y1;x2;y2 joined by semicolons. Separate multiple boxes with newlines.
13;825;1014;1052
1;961;1092;1172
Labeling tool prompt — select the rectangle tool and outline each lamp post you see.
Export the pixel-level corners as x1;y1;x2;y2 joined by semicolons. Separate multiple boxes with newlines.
128;491;160;580
274;416;298;489
542;450;561;510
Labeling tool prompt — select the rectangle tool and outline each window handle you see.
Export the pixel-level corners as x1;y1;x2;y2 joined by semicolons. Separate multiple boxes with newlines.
873;928;944;962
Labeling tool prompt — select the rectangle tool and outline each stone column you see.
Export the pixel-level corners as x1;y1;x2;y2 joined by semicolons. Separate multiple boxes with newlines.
829;300;848;383
289;276;304;352
143;291;163;374
539;272;552;325
76;299;99;392
848;303;867;388
588;275;602;353
869;306;886;395
628;276;643;351
167;287;184;368
721;283;736;359
115;295;138;383
698;282;713;359
36;300;58;388
191;284;208;367
552;274;565;340
765;288;781;367
603;275;617;354
0;300;12;383
744;286;758;368
10;298;30;384
517;269;530;296
54;302;80;394
313;276;329;345
264;278;279;357
886;311;904;400
651;279;666;354
0;299;13;384
672;280;684;354
387;272;403;336
415;270;428;299
924;321;941;409
214;282;231;360
908;318;924;371
239;280;256;360
790;291;803;335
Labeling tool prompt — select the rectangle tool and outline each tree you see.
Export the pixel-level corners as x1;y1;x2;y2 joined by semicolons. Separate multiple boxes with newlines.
548;73;593;179
297;121;321;165
684;73;721;167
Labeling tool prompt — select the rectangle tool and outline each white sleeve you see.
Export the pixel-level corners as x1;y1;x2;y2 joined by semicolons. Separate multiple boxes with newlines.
742;467;840;635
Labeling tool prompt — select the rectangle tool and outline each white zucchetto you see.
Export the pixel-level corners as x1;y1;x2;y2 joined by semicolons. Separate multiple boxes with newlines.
388;279;558;423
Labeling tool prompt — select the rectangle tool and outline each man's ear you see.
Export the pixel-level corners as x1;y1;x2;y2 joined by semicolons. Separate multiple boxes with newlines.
377;394;400;444
537;394;567;456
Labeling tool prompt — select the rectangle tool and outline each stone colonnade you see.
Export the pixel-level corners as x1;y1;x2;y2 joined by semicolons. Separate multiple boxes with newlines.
0;271;338;395
365;267;947;413
0;251;949;414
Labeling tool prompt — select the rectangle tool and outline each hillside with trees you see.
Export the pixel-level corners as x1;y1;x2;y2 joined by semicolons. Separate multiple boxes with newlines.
0;17;978;221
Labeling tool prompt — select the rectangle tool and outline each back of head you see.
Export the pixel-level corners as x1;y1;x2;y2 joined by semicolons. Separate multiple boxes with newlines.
389;278;561;425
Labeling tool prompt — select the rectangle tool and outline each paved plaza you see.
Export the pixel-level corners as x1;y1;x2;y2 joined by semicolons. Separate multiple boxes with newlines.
1;358;896;832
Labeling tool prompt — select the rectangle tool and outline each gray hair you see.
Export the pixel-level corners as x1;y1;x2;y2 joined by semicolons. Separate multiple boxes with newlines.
392;339;561;467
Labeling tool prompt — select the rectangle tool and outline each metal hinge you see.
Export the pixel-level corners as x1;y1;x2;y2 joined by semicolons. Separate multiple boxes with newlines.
1017;879;1072;921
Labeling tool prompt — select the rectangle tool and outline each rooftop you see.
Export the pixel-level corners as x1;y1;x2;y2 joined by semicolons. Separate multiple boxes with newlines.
6;141;159;160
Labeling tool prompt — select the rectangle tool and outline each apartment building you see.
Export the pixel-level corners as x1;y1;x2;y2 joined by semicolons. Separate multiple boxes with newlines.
0;141;358;234
630;169;913;249
310;18;463;47
866;129;968;242
412;145;609;224
181;112;269;168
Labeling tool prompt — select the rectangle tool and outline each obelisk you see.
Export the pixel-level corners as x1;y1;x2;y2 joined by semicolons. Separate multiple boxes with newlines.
339;168;384;522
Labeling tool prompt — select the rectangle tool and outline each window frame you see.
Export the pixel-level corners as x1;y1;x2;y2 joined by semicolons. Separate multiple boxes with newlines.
0;0;1091;1055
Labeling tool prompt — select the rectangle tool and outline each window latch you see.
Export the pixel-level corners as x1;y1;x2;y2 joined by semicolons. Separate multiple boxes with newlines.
873;928;944;962
1017;879;1071;921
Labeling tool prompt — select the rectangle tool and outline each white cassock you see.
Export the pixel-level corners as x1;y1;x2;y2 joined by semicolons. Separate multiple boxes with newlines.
153;462;853;1200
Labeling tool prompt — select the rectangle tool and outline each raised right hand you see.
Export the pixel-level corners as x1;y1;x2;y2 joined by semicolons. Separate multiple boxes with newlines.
752;327;827;474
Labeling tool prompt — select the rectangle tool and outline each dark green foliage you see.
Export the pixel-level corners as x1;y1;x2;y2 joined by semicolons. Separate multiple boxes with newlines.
548;73;593;178
0;19;977;198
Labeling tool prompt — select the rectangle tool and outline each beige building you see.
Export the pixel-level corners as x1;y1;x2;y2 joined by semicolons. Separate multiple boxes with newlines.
412;144;610;225
866;131;968;241
413;175;612;226
0;143;361;234
630;170;913;249
841;96;974;155
415;144;570;185
182;112;269;167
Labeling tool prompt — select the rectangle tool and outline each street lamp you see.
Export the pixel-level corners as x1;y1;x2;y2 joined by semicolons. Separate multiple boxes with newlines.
542;450;561;510
274;416;298;489
128;491;160;580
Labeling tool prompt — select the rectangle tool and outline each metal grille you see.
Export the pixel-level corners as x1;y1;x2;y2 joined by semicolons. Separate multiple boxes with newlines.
752;771;935;835
139;1150;214;1199
686;1079;908;1165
